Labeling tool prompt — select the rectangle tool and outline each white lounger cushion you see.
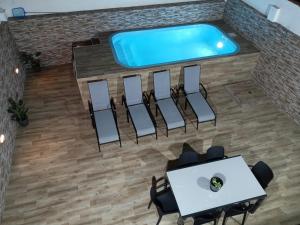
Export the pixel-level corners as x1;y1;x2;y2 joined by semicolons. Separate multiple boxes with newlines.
157;98;185;129
186;92;215;122
94;109;119;144
153;70;171;100
123;76;143;106
184;65;201;94
88;80;111;111
128;104;155;137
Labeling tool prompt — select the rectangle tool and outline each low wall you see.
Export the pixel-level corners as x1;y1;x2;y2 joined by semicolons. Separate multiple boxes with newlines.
8;0;225;67
76;53;260;110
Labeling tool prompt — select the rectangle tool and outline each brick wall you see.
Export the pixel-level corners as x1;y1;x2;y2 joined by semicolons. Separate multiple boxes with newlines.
224;0;300;124
0;23;26;222
8;0;225;66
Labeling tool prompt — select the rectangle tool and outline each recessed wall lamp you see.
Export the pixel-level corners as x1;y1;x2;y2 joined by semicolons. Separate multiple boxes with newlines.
15;67;20;75
0;134;5;144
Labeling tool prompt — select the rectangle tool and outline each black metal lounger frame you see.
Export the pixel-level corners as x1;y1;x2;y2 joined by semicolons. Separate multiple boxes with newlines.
150;70;187;137
88;79;122;152
122;74;157;144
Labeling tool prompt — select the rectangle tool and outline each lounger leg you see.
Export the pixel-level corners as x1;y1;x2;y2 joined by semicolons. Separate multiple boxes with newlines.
185;99;187;110
214;118;217;126
126;111;129;123
136;135;138;144
166;129;168;137
155;105;158;117
156;130;158;140
119;139;122;147
184;125;187;133
197;121;199;130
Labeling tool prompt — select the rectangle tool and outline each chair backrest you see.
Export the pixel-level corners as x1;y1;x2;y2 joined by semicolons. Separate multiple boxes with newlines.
206;146;225;162
88;80;111;111
178;150;200;167
184;65;201;94
251;161;274;189
153;70;171;100
123;75;143;106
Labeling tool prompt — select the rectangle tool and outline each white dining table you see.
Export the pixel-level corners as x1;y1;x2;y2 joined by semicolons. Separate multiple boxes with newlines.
166;156;266;218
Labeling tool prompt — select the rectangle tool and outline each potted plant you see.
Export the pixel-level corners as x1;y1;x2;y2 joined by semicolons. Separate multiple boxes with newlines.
19;51;41;72
210;176;223;192
7;97;29;127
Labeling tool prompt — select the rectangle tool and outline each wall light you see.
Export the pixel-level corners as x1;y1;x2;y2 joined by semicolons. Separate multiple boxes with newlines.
15;67;20;75
217;41;224;48
0;134;5;144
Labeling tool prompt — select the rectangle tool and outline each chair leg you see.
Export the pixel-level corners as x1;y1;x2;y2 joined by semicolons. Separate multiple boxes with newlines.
147;200;152;209
156;215;162;225
222;216;228;225
241;212;248;225
213;219;217;225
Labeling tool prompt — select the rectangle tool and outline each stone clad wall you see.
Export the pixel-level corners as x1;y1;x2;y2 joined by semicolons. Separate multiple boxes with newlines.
0;23;26;222
7;0;225;66
224;0;300;124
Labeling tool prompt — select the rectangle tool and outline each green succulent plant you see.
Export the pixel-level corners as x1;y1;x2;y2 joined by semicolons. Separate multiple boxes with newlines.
7;97;29;124
211;177;222;189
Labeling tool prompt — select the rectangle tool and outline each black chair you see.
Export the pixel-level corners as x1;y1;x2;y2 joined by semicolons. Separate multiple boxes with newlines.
148;176;179;225
222;199;265;225
166;143;203;171
206;146;227;162
193;209;222;225
250;161;274;189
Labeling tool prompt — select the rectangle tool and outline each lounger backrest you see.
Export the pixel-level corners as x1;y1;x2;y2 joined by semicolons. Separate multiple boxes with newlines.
88;80;111;111
184;65;200;94
123;75;143;106
153;70;171;100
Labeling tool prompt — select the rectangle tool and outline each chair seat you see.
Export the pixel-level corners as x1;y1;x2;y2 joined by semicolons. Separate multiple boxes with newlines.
128;104;155;137
157;98;185;129
187;92;215;122
94;109;119;144
156;188;179;213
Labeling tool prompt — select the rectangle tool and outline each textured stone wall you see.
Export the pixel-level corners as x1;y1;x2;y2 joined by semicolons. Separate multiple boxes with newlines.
224;0;300;124
0;23;26;222
8;0;225;67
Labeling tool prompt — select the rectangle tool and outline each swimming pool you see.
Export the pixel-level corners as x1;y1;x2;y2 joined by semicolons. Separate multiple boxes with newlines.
110;24;240;69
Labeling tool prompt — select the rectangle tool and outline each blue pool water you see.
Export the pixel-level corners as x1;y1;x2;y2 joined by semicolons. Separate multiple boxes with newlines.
110;24;239;69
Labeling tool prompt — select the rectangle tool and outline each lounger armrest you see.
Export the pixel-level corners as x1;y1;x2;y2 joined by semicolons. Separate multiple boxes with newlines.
200;83;208;99
121;95;128;108
145;102;157;127
110;97;118;117
142;91;150;105
110;98;116;110
171;87;179;104
88;100;96;128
